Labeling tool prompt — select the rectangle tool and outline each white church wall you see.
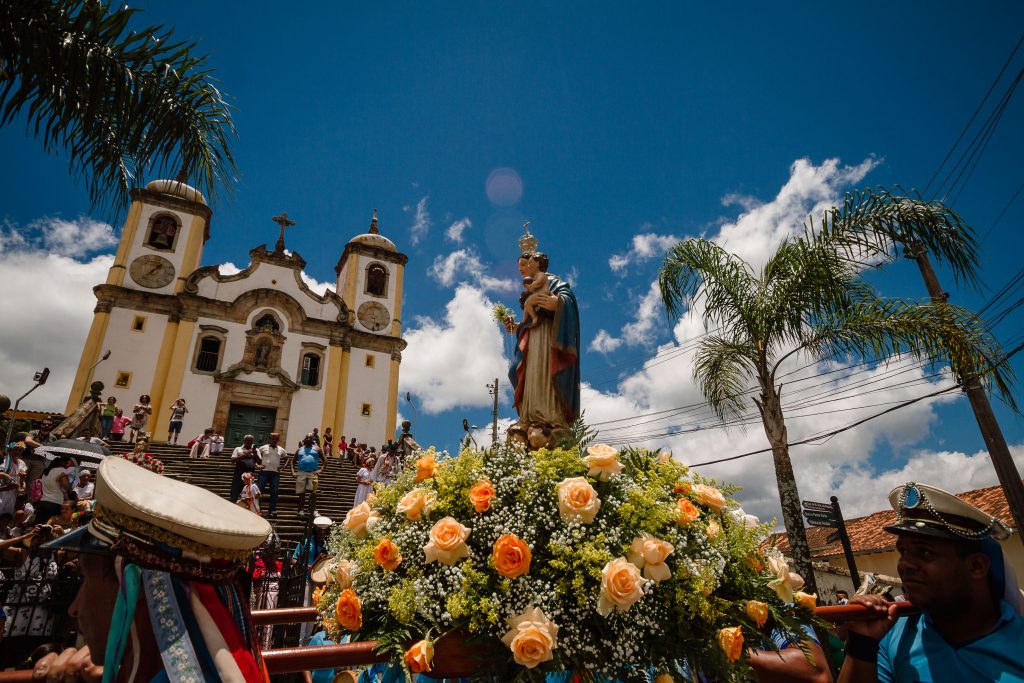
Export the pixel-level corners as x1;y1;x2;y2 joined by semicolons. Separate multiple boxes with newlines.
195;262;340;321
94;308;168;402
343;347;391;445
177;371;219;437
288;386;326;440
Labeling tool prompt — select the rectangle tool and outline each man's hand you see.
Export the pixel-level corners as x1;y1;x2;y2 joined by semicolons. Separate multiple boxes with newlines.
846;595;898;640
535;293;558;311
33;646;103;681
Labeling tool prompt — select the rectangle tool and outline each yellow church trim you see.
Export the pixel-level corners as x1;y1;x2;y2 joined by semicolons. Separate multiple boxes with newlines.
390;263;405;336
332;348;352;442
106;200;144;286
175;215;208;291
150;320;196;441
320;344;344;439
385;356;400;443
65;310;112;414
342;255;360;310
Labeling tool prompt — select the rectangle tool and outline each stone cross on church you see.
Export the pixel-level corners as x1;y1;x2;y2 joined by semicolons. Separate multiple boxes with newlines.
272;212;296;253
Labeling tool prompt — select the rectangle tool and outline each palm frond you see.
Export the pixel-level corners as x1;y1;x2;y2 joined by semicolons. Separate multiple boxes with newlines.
0;0;237;214
658;239;759;330
693;336;757;421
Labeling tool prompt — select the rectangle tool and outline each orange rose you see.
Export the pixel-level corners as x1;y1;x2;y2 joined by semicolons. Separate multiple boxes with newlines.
404;639;434;673
374;537;402;571
794;591;817;611
745;600;768;628
674;481;691;494
677;498;700;525
493;534;532;578
584;443;624;481
469;480;496;512
556;477;601;524
423;516;471;565
312;586;324;606
415;453;438;482
627;534;674;583
692;483;726;511
343;501;381;539
718;626;744;662
397;488;436;521
335;589;362;631
746;554;765;573
500;606;559;668
597;557;649;616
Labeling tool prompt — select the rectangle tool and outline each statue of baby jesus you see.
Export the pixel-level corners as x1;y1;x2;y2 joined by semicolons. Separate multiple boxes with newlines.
520;271;551;327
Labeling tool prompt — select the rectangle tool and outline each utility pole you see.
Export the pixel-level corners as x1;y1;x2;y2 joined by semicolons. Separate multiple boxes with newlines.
487;378;499;447
906;243;1024;541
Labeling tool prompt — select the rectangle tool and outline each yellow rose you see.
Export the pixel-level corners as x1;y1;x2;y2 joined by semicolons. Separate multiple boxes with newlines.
415;453;438;482
584;443;624;481
745;600;769;628
718;626;744;662
597;557;649;616
706;518;721;540
794;591;817;611
766;555;804;603
343;501;380;539
423;516;471;565
676;498;700;525
626;534;674;583
404;639;434;673
469;480;496;512
312;586;324;606
333;558;358;589
500;605;559;668
365;491;377;508
373;537;402;571
493;534;532;578
397;487;436;521
335;589;362;631
692;483;726;511
556;477;601;524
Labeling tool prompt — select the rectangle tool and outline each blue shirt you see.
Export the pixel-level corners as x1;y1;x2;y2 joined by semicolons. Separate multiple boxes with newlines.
296;446;320;472
878;600;1024;682
307;631;336;683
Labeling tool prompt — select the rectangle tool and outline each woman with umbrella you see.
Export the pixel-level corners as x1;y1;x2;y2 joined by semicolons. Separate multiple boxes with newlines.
37;455;74;522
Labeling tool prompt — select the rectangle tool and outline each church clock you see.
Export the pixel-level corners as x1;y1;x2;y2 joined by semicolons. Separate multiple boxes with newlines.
357;301;391;332
129;255;176;288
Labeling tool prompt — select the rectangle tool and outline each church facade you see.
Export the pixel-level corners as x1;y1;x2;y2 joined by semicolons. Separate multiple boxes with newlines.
65;178;407;447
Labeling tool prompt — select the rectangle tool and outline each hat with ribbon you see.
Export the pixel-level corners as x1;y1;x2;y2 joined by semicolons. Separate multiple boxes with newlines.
884;482;1013;542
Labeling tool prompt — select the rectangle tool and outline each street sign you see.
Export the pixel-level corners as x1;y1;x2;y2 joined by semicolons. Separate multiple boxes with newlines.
803;510;838;527
826;530;842;544
802;500;833;512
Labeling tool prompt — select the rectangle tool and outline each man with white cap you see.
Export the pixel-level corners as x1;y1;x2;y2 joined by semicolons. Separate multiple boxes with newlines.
33;456;272;682
838;482;1024;683
291;515;332;643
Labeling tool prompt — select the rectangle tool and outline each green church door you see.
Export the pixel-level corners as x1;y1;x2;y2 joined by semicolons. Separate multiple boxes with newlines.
226;404;277;448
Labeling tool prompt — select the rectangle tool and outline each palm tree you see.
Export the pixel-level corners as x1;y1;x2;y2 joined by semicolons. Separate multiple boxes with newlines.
658;189;1013;592
0;0;236;213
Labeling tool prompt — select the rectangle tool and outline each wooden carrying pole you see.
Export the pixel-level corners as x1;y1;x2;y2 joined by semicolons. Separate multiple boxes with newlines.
0;602;920;681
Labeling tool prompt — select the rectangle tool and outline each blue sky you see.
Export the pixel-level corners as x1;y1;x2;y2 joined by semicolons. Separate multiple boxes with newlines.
1;2;1022;521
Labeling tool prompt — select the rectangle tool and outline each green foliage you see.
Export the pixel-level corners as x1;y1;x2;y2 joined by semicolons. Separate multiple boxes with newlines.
0;0;237;214
563;411;599;449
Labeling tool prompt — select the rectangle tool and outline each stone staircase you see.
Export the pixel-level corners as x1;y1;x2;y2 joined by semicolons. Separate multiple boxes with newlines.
104;441;359;548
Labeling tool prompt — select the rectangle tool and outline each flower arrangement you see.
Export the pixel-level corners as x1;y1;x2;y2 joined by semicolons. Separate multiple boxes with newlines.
491;303;513;325
317;443;818;681
119;451;164;474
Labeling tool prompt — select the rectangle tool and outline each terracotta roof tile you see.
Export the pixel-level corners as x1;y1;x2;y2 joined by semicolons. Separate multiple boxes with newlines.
766;481;1019;559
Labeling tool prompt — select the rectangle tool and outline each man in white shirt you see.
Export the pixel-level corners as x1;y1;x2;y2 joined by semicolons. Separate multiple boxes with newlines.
73;471;95;500
209;431;225;455
257;432;287;518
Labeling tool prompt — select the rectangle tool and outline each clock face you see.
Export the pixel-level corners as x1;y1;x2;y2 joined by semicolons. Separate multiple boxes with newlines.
357;301;391;332
129;255;176;289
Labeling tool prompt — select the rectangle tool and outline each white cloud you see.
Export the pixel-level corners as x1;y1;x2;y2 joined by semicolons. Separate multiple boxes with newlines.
300;271;334;296
589;329;624;354
1;215;117;258
405;196;431;245
608;229;680;274
399;285;511;414
428;248;519;294
445;217;472;243
589;280;666;351
220;262;242;276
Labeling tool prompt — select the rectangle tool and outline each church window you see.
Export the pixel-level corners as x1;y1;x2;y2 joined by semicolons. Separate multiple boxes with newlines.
195;336;223;373
365;263;389;297
361;403;372;416
300;353;321;386
254;314;281;334
131;316;147;332
145;214;180;251
365;354;375;368
115;371;132;388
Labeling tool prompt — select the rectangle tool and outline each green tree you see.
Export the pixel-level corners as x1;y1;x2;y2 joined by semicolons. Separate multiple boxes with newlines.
657;189;1013;591
0;0;236;213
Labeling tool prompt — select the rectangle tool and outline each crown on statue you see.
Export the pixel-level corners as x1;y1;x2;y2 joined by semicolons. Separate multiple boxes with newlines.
519;220;538;254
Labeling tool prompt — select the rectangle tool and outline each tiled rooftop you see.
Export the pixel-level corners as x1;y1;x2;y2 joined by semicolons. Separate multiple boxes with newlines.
767;481;1018;559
